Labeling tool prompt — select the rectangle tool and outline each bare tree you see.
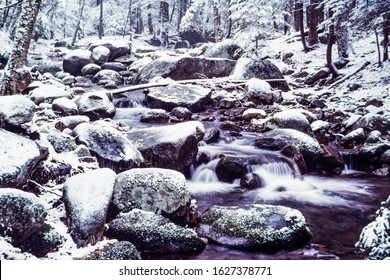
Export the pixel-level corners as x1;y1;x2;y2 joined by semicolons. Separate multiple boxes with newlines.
296;1;309;52
98;0;103;39
308;0;319;45
335;2;349;58
383;12;389;61
326;9;339;78
0;0;42;95
71;0;85;46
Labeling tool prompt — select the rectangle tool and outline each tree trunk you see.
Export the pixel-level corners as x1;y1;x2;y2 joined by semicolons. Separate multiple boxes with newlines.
308;0;319;45
335;3;349;58
327;9;339;79
293;0;300;31
169;0;176;24
212;1;220;42
296;2;309;52
98;0;103;39
0;0;42;95
226;0;232;39
383;12;389;61
71;0;85;46
135;7;143;34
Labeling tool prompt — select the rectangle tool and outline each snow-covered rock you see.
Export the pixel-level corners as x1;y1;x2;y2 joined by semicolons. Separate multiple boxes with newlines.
145;84;212;112
140;109;170;123
242;108;267;120
311;120;331;132
341;128;366;146
265;110;313;135
81;241;141;260
197;204;311;251
127;121;205;176
63;49;92;76
29;84;73;105
101;62;127;72
91;69;124;87
204;39;243;60
89;39;131;61
81;63;101;76
0;95;36;127
46;132;78;153
92;46;110;65
243;78;275;105
0;188;47;246
63;168;116;247
352;113;390;135
230;58;289;91
107;209;206;254
111;168;190;223
133;57;236;84
73;123;144;173
75;92;116;121
0;129;48;188
55;115;90;132
255;128;324;169
215;157;245;183
170;107;193;122
52;97;78;116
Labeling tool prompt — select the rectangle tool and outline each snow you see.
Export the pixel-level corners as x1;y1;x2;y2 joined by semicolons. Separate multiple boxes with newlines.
245;78;272;93
64;49;92;61
0;95;36;126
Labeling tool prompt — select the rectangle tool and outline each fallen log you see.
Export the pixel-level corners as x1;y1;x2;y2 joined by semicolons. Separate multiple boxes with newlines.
328;61;371;89
93;77;288;97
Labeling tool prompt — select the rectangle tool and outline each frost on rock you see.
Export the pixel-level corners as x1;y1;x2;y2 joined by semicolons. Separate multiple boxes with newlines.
356;196;390;260
107;209;206;254
0;95;36;127
0;188;47;246
0;129;47;188
73;122;144;173
127;121;205;176
111;168;190;222
63;168;116;247
197;204;311;251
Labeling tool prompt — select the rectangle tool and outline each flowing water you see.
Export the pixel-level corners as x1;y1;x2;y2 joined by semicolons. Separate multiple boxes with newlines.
114;91;390;260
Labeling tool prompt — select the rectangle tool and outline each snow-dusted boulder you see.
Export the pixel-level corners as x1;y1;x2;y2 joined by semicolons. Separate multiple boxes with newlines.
101;62;127;72
255;128;324;169
146;84;212;112
203;128;220;144
352;113;390;135
107;209;206;254
46;132;77;153
204;39;243;60
180;29;206;45
29;84;73;105
311;120;331;132
55;115;90;132
0;188;47;246
89;39;131;61
265;110;313;135
170;107;193;122
63;168;116;247
92;45;110;65
133;57;236;84
92;69;124;87
0;95;36;128
197;204;311;251
111;168;190;224
243;78;275;105
242;108;267;120
127;121;205;176
340;128;366;146
82;241;141;260
140;109;170;123
81;63;101;76
63;49;92;76
52;97;78;116
230;58;289;91
0;129;48;188
73;123;144;173
75;92;116;121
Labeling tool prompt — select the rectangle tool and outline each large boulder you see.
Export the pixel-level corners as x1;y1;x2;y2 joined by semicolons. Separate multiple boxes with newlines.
111;168;190;224
255;128;324;169
197;204;311;251
81;63;101;76
265;110;313;136
204;39;243;60
133;57;236;84
52;97;78;116
145;84;212;112
63;49;92;76
139;109;170;123
63;168;116;247
0;95;36;128
55;115;90;132
243;78;275;105
352;113;390;135
89;39;131;61
180;30;206;46
126;121;204;176
75;92;116;121
0;129;48;188
73;123;144;173
91;45;110;65
230;58;289;91
29;85;73;105
107;209;207;254
0;188;47;246
92;69;124;87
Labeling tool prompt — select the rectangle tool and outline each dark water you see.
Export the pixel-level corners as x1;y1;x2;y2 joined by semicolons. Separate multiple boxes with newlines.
114;91;390;260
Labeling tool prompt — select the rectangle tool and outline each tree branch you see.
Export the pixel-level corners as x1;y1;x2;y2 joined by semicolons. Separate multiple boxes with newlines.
328;61;370;89
0;0;22;10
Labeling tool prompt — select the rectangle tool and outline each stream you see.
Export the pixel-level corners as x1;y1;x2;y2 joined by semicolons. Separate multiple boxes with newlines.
113;90;390;260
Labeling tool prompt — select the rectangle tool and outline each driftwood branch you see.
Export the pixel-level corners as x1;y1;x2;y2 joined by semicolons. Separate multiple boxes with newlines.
328;61;370;89
96;77;287;96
